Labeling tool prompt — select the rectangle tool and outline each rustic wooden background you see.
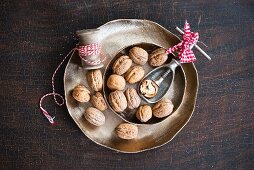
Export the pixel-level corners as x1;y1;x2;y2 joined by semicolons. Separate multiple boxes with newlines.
1;0;253;169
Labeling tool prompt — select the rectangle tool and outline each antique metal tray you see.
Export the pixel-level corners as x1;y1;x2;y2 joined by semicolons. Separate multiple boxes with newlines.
64;19;198;153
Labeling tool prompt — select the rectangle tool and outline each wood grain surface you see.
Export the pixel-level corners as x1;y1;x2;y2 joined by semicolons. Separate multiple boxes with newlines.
0;0;253;169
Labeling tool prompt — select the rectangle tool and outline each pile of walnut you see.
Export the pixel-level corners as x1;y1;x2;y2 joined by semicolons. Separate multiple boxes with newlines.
72;46;174;140
72;69;108;127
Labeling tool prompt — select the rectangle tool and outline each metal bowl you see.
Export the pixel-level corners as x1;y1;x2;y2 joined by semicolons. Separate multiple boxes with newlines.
103;42;186;125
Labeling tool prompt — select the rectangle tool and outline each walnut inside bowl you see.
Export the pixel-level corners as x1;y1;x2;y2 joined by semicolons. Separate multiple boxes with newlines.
139;79;158;98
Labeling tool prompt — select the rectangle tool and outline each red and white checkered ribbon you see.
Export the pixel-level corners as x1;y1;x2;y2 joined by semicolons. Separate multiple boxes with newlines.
79;43;105;65
166;20;199;63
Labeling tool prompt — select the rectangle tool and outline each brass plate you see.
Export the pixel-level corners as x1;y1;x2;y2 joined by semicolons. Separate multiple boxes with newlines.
64;19;198;153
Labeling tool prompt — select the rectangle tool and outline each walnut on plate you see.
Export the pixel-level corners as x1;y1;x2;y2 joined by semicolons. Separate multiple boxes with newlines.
85;107;105;126
72;85;90;103
86;69;103;92
90;92;108;111
115;123;138;139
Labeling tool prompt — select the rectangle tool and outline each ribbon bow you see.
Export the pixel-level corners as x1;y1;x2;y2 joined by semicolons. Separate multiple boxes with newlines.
166;20;199;63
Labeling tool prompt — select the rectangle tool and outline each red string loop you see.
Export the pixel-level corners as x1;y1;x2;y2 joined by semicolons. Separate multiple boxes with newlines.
39;48;76;125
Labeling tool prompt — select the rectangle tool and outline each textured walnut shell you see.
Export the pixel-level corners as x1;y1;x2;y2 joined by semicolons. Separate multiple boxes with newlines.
72;85;90;103
125;88;141;109
86;69;103;92
115;123;138;139
84;107;105;126
149;48;168;67
136;105;152;122
152;98;174;118
129;47;148;65
125;66;145;84
107;74;126;91
109;90;127;112
90;92;108;111
112;55;132;75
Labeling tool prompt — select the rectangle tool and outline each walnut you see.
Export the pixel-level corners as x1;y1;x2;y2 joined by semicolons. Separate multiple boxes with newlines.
125;88;141;109
84;107;105;126
139;79;158;98
108;90;127;112
107;74;126;91
129;46;148;65
125;66;145;84
112;55;132;75
152;98;174;118
136;105;152;122
149;48;168;67
72;85;90;103
86;69;103;92
115;123;138;139
90;92;108;111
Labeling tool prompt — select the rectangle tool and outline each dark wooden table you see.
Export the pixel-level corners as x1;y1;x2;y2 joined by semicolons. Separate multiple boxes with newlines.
1;0;253;169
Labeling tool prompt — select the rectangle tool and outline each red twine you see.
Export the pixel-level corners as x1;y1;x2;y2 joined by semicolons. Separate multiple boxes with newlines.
39;43;105;125
78;43;106;65
39;48;75;125
166;20;199;63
